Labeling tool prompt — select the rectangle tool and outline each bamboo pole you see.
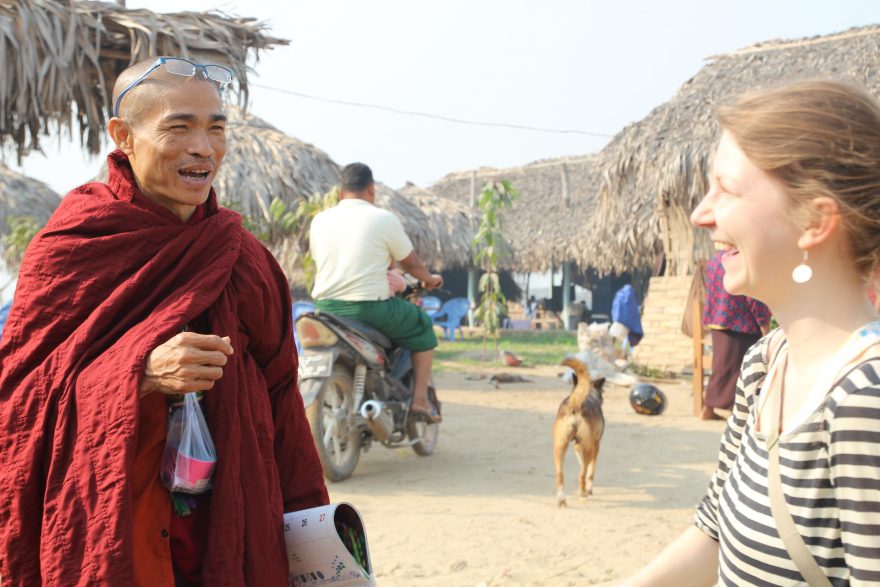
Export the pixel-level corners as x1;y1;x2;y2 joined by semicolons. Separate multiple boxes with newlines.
467;170;477;327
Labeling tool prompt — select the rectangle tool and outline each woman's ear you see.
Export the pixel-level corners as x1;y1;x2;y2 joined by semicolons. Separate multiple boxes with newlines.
797;196;841;250
108;118;134;157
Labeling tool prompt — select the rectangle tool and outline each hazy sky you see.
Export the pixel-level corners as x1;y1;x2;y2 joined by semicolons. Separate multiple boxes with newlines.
10;0;880;194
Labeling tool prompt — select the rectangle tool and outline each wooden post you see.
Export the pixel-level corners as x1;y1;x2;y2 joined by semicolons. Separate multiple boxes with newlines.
560;163;572;329
561;262;571;330
467;170;478;327
692;294;705;416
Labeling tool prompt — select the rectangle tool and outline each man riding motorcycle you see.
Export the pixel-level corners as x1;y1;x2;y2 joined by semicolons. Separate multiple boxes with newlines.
309;163;443;422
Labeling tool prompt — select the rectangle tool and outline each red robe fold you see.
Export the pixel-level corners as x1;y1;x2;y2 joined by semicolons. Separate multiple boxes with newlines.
0;151;328;585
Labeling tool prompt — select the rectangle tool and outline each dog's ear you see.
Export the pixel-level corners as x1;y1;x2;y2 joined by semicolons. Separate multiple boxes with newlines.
593;377;606;391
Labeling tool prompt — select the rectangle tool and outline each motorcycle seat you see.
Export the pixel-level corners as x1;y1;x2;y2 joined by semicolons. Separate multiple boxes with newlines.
323;312;394;350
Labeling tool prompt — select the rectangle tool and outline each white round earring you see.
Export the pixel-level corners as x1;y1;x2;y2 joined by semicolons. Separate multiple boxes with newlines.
792;249;813;284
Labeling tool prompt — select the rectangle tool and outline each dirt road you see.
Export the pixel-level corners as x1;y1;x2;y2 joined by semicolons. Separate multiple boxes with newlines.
325;363;728;587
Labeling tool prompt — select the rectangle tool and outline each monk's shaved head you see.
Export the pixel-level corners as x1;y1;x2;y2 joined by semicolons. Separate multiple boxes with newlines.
112;58;165;123
106;56;227;222
112;57;224;124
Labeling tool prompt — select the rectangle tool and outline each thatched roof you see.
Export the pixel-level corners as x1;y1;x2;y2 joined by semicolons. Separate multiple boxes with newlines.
594;24;880;274
215;107;473;276
1;0;286;161
0;163;61;236
424;155;607;272
397;182;474;270
217;107;342;223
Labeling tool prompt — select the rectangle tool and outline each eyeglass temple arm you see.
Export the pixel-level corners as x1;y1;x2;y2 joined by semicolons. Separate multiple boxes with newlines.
112;61;163;117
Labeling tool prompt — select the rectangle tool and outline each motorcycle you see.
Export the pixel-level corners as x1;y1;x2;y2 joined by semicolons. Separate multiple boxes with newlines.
295;289;440;482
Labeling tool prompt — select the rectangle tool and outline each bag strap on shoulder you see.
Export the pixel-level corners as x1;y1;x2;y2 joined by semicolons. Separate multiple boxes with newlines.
765;332;880;586
767;443;833;586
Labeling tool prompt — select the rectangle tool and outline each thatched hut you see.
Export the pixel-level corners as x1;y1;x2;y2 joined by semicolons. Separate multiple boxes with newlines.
216;108;473;280
218;107;342;223
425;155;602;273
0;164;60;292
0;0;286;161
0;164;60;236
397;182;473;270
594;24;880;277
419;155;615;328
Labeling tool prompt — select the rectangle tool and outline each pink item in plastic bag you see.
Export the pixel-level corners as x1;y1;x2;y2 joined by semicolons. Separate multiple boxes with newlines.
161;392;217;494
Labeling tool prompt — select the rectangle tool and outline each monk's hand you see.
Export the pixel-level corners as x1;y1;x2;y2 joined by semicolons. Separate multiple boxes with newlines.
140;332;234;397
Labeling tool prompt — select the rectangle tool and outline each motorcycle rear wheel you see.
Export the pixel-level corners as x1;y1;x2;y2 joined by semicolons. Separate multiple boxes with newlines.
407;381;439;456
306;364;361;481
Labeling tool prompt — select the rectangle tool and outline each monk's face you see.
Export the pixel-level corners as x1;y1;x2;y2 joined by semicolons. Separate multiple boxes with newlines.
124;80;227;220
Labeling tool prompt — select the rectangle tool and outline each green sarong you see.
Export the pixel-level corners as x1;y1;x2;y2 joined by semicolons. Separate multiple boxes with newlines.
314;297;438;352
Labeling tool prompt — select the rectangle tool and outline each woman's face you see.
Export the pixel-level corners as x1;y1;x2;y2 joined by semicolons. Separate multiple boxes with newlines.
691;131;803;304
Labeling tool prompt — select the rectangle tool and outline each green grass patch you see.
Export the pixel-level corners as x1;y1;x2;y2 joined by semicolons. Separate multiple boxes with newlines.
434;329;578;367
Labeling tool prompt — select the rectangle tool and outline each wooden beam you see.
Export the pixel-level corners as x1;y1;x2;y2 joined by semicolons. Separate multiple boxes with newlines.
692;294;705;416
468;170;477;327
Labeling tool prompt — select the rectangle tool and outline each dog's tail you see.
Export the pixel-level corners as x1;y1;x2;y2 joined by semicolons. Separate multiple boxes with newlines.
560;357;591;385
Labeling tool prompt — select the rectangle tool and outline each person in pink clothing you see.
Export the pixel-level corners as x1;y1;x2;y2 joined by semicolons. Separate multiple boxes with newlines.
701;250;771;420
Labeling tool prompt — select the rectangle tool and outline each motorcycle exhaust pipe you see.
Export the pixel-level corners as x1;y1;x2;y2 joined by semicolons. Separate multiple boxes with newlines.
360;400;393;442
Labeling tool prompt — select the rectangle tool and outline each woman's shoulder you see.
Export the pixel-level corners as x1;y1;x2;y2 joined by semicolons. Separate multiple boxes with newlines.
824;337;880;425
741;330;782;381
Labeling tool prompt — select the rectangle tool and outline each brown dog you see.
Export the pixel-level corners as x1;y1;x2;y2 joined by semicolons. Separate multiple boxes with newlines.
553;357;605;507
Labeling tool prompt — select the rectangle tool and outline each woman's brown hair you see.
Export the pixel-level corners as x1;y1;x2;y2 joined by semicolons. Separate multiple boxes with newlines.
717;80;880;277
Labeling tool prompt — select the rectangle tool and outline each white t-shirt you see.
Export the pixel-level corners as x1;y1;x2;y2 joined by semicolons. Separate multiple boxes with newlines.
310;199;414;301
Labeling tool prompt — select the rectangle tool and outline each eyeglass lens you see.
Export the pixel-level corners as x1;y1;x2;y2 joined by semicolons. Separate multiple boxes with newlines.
163;59;232;85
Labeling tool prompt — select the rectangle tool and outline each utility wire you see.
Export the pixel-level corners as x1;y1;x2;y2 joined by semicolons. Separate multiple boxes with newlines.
251;83;614;138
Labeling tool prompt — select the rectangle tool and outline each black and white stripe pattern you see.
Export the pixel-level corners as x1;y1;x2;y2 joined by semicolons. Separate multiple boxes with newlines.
695;337;880;586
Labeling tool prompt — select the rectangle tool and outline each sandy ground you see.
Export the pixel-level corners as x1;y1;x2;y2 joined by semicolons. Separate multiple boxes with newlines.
326;362;728;587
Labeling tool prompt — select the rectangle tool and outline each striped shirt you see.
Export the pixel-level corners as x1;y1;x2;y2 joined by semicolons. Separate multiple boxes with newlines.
695;329;880;586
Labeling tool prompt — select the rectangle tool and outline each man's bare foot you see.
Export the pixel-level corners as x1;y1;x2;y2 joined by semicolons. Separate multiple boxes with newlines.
700;406;722;420
410;401;441;423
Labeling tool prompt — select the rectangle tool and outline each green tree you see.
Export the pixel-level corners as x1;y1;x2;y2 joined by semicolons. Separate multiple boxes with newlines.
294;187;339;292
224;188;338;292
225;196;297;245
1;216;41;271
473;180;519;352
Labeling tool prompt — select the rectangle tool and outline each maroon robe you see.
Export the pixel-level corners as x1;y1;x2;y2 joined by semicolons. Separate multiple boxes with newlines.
0;151;328;585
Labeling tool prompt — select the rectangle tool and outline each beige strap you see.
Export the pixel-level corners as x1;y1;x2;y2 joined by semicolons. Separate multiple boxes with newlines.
763;332;880;586
764;328;832;586
767;441;833;586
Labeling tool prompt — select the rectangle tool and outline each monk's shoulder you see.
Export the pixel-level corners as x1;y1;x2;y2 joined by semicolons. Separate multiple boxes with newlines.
232;224;283;278
43;182;126;232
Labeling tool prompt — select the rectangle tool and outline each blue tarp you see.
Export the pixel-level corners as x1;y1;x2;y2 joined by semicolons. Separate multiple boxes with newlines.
611;284;643;347
0;301;11;341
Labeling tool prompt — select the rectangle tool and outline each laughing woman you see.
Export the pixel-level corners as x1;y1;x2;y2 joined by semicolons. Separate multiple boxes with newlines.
621;80;880;587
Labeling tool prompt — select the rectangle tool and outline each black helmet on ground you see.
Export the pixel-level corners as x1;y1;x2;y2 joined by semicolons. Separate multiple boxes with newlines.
629;383;667;416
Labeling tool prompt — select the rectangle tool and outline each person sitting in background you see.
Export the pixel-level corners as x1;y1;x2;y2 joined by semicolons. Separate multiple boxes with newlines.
621;80;880;586
700;250;771;420
525;295;538;319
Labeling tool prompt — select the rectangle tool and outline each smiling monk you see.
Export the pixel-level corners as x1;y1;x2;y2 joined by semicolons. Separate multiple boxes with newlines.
0;58;328;586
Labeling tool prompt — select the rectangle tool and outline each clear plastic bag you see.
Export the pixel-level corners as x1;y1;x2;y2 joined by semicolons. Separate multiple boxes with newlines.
161;393;217;494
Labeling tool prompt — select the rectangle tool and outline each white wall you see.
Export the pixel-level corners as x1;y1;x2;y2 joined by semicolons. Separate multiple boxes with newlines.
512;271;592;310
